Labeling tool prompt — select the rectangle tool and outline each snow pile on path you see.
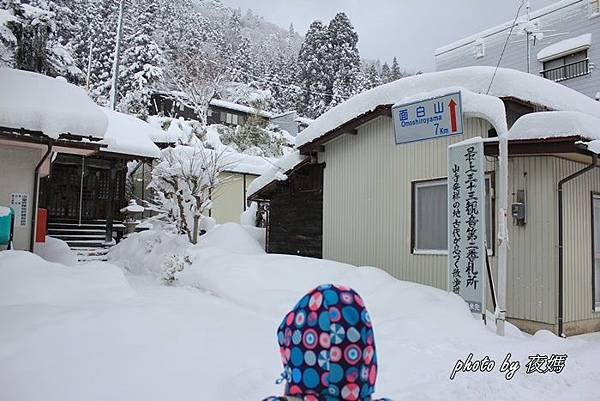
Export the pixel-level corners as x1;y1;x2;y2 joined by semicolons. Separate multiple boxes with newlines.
247;150;307;197
33;236;77;266
296;66;600;148
108;223;265;277
2;224;600;400
537;33;592;61
101;108;161;158
0;68;107;139
0;251;133;306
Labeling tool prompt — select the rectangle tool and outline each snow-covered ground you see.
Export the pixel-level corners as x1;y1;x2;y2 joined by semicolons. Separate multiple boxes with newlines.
1;224;599;401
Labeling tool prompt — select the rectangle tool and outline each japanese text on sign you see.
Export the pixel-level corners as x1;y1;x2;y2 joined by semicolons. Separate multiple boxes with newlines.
447;139;486;314
393;92;464;144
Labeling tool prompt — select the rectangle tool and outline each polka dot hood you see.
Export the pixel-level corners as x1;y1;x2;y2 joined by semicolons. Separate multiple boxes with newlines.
273;284;390;401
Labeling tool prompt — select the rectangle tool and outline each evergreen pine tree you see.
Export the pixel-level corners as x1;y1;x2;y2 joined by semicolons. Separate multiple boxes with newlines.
296;20;330;119
118;0;164;117
365;64;382;90
381;62;391;83
328;12;361;108
390;56;402;81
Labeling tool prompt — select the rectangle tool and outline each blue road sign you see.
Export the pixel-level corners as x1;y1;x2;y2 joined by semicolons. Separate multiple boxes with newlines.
392;92;464;144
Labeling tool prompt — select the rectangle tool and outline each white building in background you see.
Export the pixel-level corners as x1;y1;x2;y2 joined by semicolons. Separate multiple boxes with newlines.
435;0;600;99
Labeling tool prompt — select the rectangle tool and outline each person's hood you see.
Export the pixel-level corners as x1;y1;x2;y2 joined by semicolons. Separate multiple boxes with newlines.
276;284;380;401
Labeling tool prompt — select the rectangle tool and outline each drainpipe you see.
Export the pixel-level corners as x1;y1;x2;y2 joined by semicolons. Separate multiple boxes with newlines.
557;150;598;337
30;141;54;252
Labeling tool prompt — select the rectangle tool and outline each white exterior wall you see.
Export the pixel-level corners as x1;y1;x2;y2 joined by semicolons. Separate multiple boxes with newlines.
321;116;561;325
435;0;600;99
211;172;257;224
0;144;42;251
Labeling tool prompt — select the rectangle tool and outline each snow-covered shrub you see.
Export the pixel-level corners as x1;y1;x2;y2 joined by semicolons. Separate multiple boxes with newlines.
162;253;191;285
219;122;293;157
148;144;225;244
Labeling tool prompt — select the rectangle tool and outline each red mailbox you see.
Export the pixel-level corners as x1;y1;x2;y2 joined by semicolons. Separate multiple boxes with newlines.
36;208;47;243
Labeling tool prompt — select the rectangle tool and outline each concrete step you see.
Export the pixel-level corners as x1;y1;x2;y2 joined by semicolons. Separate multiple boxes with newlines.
73;246;111;262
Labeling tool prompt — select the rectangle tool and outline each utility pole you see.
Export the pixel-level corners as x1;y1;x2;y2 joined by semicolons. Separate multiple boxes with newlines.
109;0;126;110
525;0;532;73
86;42;93;93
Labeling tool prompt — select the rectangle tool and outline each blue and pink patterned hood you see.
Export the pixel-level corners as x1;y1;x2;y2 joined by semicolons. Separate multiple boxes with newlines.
276;284;382;401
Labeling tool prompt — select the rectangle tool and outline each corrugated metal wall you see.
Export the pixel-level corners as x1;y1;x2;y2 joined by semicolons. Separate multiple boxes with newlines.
323;116;491;290
506;157;557;323
554;158;600;323
322;116;560;324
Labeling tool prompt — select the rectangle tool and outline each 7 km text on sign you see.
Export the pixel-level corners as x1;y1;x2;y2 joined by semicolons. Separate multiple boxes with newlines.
392;92;464;144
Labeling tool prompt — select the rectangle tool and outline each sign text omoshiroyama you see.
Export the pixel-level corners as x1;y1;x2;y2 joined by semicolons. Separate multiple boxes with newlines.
447;138;486;314
392;92;464;144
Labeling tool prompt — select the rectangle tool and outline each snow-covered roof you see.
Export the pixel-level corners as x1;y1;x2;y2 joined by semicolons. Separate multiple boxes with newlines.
295;116;314;126
247;151;307;198
209;98;274;119
101;109;161;158
536;33;592;61
222;152;274;176
509;111;600;141
296;66;600;148
0;68;107;140
435;0;580;55
271;110;297;119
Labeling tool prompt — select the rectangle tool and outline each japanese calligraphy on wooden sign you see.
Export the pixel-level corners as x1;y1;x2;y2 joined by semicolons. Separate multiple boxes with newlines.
392;92;464;144
447;138;486;314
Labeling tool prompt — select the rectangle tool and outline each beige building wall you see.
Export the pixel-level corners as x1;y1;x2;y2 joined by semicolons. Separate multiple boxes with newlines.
0;144;43;251
320;115;570;328
211;172;257;224
555;157;600;330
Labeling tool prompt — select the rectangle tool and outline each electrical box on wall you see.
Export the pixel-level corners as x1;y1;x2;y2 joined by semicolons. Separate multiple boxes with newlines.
512;189;527;225
512;202;526;224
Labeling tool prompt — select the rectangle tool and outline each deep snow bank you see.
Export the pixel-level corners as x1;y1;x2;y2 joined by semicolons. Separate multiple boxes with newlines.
33;236;78;266
0;251;133;306
109;223;265;277
2;226;600;401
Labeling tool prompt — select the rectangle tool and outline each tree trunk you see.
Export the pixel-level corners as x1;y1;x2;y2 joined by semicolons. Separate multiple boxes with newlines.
192;215;200;244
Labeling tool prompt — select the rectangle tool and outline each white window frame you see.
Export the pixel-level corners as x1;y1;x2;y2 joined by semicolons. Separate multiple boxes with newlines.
474;38;485;59
592;194;600;311
412;176;494;255
589;0;600;17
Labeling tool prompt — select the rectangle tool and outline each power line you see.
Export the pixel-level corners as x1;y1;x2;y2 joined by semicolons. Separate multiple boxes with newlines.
486;0;526;95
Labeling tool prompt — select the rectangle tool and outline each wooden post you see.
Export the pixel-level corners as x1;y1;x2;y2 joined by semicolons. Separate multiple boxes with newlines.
105;161;117;244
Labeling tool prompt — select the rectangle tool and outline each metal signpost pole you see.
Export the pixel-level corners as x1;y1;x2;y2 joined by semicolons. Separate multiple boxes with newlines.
496;136;509;336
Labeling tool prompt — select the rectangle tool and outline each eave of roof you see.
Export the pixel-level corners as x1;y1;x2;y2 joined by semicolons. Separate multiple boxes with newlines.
298;105;392;155
247;157;312;201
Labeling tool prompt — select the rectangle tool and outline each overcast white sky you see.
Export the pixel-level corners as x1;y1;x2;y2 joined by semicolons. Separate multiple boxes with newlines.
220;0;557;72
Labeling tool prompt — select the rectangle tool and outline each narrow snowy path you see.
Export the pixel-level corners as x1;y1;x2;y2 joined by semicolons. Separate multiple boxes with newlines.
1;224;599;400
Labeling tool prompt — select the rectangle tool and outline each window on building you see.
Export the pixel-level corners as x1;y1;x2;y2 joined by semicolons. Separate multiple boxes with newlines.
412;177;493;253
474;38;485;59
590;0;600;16
220;111;240;125
592;195;600;309
541;50;589;82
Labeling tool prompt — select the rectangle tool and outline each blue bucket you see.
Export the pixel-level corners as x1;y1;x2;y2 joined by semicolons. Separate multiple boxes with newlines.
0;207;14;246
